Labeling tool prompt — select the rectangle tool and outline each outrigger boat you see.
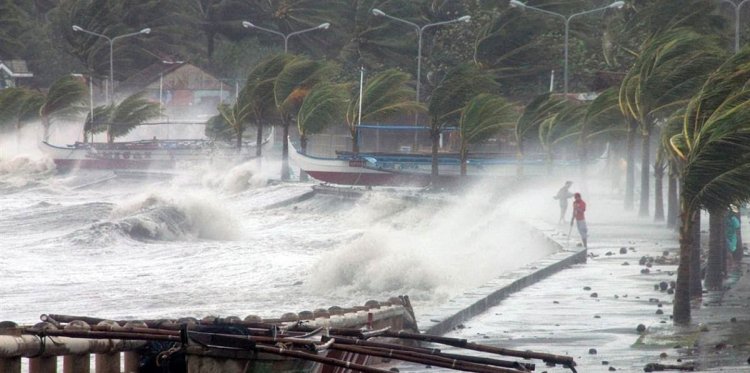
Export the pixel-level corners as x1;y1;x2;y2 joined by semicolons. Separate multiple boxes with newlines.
40;128;274;171
2;296;578;372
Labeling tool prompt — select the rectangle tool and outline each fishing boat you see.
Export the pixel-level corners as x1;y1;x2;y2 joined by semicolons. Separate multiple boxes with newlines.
289;138;582;187
40;128;273;171
4;296;578;372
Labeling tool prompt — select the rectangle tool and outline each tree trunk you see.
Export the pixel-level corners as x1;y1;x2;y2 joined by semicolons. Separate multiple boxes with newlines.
690;210;702;298
236;126;243;150
299;134;308;181
352;129;360;154
654;162;665;221
255;122;264;157
667;173;678;229
460;149;467;177
735;212;744;262
430;129;440;186
673;201;694;324
705;208;725;291
281;116;290;181
625;120;637;210
639;129;651;217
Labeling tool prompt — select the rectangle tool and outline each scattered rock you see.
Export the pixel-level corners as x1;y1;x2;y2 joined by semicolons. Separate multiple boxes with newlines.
656;309;664;315
639;257;648;265
654;284;660;290
456;324;465;329
731;317;737;323
667;289;674;295
583;286;592;291
649;298;660;303
663;250;669;257
605;251;613;256
620;247;628;254
588;348;597;355
608;367;616;371
637;324;646;333
553;301;559;304
629;247;635;251
659;352;668;359
622;261;630;266
614;295;619;299
594;315;601;319
602;360;609;365
658;303;663;308
590;292;598;298
641;268;651;274
292;281;303;286
659;281;669;291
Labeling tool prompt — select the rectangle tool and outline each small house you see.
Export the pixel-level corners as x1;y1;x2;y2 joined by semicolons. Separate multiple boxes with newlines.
0;59;34;89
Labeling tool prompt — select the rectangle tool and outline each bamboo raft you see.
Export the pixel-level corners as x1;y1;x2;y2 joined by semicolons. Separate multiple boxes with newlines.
0;296;576;373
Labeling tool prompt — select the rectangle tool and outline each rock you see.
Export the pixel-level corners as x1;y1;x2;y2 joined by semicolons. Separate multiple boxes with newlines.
731;317;737;323
637;324;646;333
622;261;630;266
656;309;664;315
620;247;628;254
614;295;619;299
605;251;613;256
583;286;592;291
553;301;559;304
602;360;609;365
639;257;648;265
609;367;616;371
699;324;710;332
659;281;669;291
591;292;598;298
588;348;597;355
654;284;660;290
667;289;674;295
659;352;668;358
594;315;601;318
641;268;651;274
658;303;663;308
456;324;465;329
649;298;659;303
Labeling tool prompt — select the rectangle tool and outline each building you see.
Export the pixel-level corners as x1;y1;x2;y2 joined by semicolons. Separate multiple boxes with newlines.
119;63;237;121
0;59;34;89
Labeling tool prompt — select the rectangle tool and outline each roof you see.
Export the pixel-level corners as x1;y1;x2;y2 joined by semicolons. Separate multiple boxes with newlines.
119;62;185;88
0;60;34;78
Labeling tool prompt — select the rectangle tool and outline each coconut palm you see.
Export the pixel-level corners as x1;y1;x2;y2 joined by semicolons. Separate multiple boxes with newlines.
106;92;161;141
669;48;750;324
297;82;349;154
39;75;88;141
539;101;586;174
582;87;627;180
345;68;423;154
457;94;517;176
0;88;43;132
428;63;498;184
515;93;567;176
273;55;335;180
83;105;114;141
619;28;728;217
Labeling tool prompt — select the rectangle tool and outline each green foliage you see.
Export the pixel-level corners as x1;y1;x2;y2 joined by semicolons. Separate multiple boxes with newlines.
539;100;587;159
40;75;87;124
458;93;517;154
345;68;423;136
428;63;499;133
107;92;161;140
273;56;336;116
83;105;114;136
297;82;350;140
515;93;566;154
0;88;43;131
583;87;626;142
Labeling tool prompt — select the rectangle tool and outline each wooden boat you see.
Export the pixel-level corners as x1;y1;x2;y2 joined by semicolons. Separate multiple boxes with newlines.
289;139;582;187
40;128;273;171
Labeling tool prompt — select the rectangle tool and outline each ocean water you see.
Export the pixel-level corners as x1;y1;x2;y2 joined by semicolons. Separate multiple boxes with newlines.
0;129;560;327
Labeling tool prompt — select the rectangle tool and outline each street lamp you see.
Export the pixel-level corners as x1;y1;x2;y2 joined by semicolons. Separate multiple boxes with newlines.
717;0;750;52
371;9;471;104
241;21;330;53
510;0;624;95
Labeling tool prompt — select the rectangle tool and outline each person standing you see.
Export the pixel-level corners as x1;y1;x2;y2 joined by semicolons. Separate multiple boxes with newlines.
554;181;574;224
572;193;588;249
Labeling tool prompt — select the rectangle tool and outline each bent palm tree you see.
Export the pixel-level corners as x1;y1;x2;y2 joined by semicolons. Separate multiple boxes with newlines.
297;82;349;154
670;48;750;324
39;75;87;141
457;94;517;176
515;93;566;176
345;68;423;154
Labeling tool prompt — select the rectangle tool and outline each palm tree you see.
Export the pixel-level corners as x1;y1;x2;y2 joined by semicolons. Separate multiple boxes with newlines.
105;92;161;142
539;101;586;174
669;48;750;324
344;68;423;154
273;55;335;180
39;75;87;141
457;93;517;176
0;88;43;132
297;82;349;154
619;29;728;217
428;63;498;184
582;87;627;181
241;54;294;156
515;93;566;176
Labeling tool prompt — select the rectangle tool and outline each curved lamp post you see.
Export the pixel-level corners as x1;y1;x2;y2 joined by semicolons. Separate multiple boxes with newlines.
241;21;330;53
371;9;470;104
72;25;151;105
717;0;750;52
510;0;624;95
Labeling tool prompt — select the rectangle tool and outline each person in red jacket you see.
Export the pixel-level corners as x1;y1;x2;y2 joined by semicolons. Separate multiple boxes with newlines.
572;193;588;249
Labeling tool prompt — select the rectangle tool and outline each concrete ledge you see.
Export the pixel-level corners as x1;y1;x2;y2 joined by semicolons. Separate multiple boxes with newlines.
420;233;586;336
263;190;316;209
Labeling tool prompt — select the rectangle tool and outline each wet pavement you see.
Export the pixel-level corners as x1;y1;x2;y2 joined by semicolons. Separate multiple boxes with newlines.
401;193;750;372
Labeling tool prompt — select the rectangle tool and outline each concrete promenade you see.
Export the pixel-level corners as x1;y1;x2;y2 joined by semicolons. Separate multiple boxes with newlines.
406;190;750;372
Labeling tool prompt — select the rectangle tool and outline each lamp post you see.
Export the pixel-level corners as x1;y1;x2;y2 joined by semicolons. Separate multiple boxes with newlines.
510;0;624;95
371;9;471;104
717;0;750;52
72;25;151;105
241;21;330;53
